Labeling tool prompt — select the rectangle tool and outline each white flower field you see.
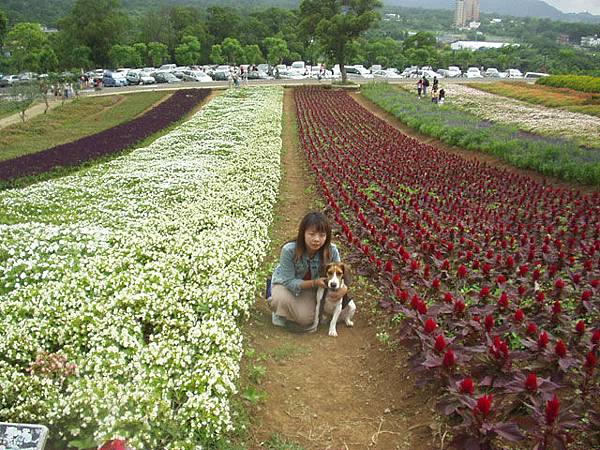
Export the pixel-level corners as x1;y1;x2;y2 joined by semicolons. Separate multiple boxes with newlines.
0;87;283;448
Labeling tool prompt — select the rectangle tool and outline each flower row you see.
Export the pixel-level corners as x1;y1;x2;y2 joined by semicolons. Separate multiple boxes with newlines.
0;86;283;449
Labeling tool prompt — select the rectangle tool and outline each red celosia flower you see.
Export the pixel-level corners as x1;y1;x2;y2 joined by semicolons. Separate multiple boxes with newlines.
505;256;514;268
554;279;565;290
424;318;437;334
443;292;453;303
524;373;538;392
417;301;428;315
454;300;465;314
392;273;401;285
518;265;529;276
482;263;491;275
410;259;420;271
100;440;127;450
592;279;600;288
384;260;393;272
498;292;509;309
480;286;490;299
536;291;545;303
496;275;506;284
411;294;421;309
533;269;541;281
575;320;586;335
490;336;509;360
552;301;562;315
518;285;526;296
514;309;525;322
538;331;549;349
527;322;538;335
484;315;495;332
555;339;567;358
474;394;493;418
432;278;441;290
473;260;481;270
592;329;600;345
457;264;467;278
572;274;581;284
400;291;409;303
582;290;592;301
443;349;456;368
584;351;597;371
545;395;560;426
434;335;447;352
459;377;475;395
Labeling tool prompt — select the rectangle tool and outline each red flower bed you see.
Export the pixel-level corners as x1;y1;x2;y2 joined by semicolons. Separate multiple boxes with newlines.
0;89;210;181
295;87;600;448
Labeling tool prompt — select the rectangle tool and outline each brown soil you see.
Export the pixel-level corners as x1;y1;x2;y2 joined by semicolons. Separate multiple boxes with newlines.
349;91;598;195
238;88;441;449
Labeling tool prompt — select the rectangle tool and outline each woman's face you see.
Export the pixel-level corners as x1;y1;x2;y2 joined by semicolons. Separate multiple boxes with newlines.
304;225;327;254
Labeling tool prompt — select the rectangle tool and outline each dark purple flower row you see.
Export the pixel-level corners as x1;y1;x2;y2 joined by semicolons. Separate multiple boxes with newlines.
0;89;211;181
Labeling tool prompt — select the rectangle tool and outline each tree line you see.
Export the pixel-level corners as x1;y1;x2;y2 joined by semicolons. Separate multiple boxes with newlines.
0;0;598;78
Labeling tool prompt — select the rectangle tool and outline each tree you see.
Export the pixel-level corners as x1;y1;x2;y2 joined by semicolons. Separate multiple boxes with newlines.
264;36;289;65
59;0;127;67
4;22;49;72
206;7;241;44
108;44;141;68
133;43;148;66
138;10;176;52
0;8;8;49
221;37;244;65
6;81;43;122
299;0;382;83
147;41;169;67
175;35;202;66
402;31;436;50
243;44;264;65
210;44;224;64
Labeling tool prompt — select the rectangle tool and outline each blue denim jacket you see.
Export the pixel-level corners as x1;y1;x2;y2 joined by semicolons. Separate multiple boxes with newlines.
271;241;341;296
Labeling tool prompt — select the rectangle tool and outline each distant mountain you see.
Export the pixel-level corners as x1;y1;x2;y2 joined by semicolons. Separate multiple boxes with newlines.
383;0;600;22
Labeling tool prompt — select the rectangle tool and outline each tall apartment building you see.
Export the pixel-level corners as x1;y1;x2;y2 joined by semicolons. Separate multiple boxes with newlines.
455;0;480;28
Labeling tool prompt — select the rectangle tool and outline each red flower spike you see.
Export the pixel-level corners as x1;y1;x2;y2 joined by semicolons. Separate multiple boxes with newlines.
479;286;490;299
484;315;495;332
591;279;600;289
518;285;526;296
592;330;600;345
555;339;567;358
424;318;437;334
498;292;509;309
538;331;549;349
434;335;447;352
454;300;466;314
533;269;541;281
457;264;467;278
443;349;456;368
417;301;428;315
575;320;586;335
524;373;538;392
384;260;393;272
519;265;529;276
496;275;506;285
444;292;453;303
459;377;475;395
514;309;525;322
392;273;401;285
432;278;441;290
545;395;560;426
100;440;127;450
410;294;420;309
582;290;592;301
536;291;545;303
554;279;565;290
584;352;597;371
552;301;562;315
474;394;493;418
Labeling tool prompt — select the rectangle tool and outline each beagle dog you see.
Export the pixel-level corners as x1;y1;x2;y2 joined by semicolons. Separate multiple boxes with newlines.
310;262;356;337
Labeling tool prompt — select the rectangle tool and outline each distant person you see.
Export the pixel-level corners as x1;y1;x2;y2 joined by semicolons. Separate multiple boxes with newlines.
422;76;430;95
432;76;439;94
438;88;445;104
417;78;423;98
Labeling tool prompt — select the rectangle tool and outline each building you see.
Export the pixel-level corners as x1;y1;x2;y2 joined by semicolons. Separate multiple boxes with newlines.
556;34;570;45
581;35;600;47
455;0;480;28
450;40;518;51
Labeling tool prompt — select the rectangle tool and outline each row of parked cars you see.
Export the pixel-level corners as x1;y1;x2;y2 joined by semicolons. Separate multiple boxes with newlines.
404;65;549;80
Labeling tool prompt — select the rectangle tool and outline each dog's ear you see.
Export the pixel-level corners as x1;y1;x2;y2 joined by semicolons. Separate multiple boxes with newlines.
341;263;352;287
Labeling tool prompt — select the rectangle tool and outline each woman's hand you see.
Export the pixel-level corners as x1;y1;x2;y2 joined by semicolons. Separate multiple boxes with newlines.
313;277;327;289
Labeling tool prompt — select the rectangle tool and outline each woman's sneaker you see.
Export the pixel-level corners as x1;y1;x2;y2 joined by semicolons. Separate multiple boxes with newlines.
272;312;287;327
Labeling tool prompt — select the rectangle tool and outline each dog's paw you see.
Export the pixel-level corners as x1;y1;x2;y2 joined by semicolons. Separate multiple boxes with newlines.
345;320;354;327
328;329;338;337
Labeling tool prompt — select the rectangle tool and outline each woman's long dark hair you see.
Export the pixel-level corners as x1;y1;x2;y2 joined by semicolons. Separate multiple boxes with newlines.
291;212;332;264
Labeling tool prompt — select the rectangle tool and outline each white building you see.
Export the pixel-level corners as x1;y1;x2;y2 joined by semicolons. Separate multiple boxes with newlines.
581;35;600;47
450;40;518;51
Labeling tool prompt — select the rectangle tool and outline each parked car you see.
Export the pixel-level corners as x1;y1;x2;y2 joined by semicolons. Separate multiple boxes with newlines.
506;68;524;78
372;69;402;79
465;67;483;78
210;70;230;81
412;69;443;79
152;71;181;83
158;64;177;71
484;68;503;78
524;71;549;79
0;74;19;87
183;70;213;82
102;72;128;87
246;69;271;80
438;66;462;78
341;65;374;79
289;60;307;76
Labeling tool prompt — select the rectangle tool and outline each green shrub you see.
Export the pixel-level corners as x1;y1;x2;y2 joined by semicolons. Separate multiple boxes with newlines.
536;75;600;93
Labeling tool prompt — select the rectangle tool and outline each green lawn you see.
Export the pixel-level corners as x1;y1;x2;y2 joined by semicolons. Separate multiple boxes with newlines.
0;91;170;162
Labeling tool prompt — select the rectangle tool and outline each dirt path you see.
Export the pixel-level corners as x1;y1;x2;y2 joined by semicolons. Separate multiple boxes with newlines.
239;88;440;450
0;98;69;130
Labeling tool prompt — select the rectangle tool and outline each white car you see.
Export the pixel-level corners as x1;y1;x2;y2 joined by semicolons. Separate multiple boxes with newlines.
484;68;503;78
183;70;212;82
465;67;484;78
372;69;403;79
506;69;524;78
438;66;462;78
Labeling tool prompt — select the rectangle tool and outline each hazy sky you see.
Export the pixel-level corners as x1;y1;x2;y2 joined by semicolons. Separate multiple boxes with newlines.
543;0;600;15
